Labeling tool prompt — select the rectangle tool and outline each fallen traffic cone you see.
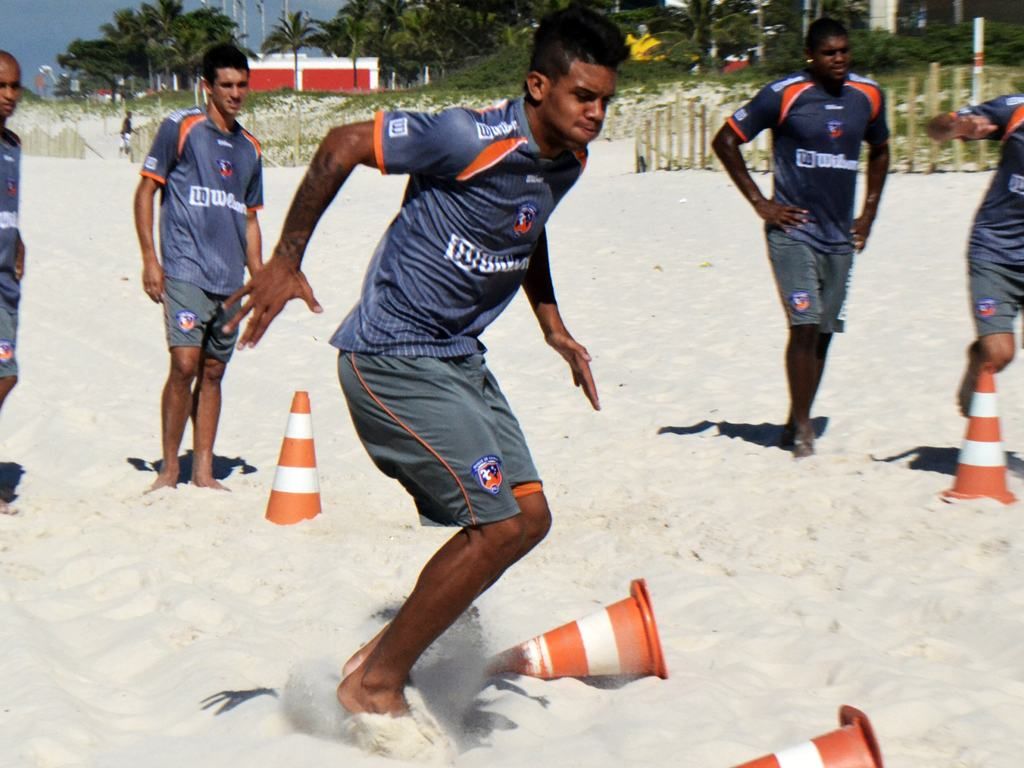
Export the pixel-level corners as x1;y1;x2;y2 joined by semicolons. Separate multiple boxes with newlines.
943;365;1016;504
733;705;883;768
266;391;322;525
487;578;668;680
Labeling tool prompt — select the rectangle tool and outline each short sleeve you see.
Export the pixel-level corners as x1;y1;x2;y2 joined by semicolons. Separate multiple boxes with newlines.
140;117;179;184
374;108;497;178
246;157;263;211
727;85;781;144
865;89;889;146
959;96;1018;141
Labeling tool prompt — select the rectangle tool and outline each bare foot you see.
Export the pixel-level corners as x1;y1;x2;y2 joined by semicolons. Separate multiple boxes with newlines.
337;664;409;717
343;626;389;679
792;424;815;459
779;421;796;448
192;476;229;491
145;471;178;493
0;498;17;516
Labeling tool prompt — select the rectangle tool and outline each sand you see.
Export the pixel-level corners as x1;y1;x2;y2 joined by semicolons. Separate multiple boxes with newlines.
0;126;1020;767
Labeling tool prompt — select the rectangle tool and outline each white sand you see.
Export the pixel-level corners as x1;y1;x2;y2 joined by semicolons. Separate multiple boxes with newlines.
0;136;1020;768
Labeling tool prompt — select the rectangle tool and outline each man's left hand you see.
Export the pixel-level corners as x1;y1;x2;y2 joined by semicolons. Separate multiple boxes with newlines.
851;215;874;251
546;330;600;411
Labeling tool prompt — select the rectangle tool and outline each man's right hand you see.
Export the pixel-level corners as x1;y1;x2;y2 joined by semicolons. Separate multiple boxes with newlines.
753;198;809;231
222;254;323;349
142;260;164;303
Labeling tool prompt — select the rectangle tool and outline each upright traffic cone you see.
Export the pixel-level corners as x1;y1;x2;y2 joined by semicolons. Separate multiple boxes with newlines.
266;391;322;525
488;578;668;680
733;706;883;768
943;365;1016;504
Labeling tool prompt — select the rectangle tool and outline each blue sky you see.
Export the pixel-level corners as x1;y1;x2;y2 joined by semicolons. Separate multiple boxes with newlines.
6;1;341;93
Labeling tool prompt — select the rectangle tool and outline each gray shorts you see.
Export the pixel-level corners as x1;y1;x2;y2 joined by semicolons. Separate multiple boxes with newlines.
163;276;240;362
338;352;541;528
0;307;17;378
968;257;1024;337
767;229;854;334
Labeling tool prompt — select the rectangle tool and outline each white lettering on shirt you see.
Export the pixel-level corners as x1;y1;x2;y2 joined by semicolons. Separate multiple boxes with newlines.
188;185;246;214
1009;174;1024;195
444;233;530;274
795;149;859;171
476;120;519;140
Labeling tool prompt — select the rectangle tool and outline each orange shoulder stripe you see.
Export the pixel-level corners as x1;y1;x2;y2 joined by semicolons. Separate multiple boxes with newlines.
241;128;262;157
140;169;166;185
727;116;749;142
779;82;814;125
373;111;386;173
574;149;588;171
456;138;527;181
845;81;882;121
1004;105;1024;142
176;114;205;158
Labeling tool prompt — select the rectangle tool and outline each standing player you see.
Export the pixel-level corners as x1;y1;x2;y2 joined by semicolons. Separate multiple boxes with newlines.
225;7;627;717
120;111;133;159
134;44;263;491
928;96;1024;413
0;51;24;515
712;18;890;457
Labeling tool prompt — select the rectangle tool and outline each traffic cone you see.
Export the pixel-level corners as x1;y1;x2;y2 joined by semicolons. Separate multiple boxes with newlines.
943;365;1016;504
733;705;883;768
487;578;668;680
266;391;322;525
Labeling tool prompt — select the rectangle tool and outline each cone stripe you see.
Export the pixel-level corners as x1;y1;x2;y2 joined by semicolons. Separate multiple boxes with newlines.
964;418;1002;443
607;598;649;673
284;413;314;439
958;439;1007;467
278;436;317;468
267;489;320;520
775;742;825;768
576;609;622;675
272;465;320;493
968;392;999;418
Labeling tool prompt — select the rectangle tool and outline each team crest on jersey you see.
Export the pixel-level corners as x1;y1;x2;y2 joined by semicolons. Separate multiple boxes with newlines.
789;291;811;312
5;177;15;196
217;159;233;178
471;455;503;495
513;202;539;237
0;339;13;362
176;310;198;332
976;298;997;318
827;120;844;139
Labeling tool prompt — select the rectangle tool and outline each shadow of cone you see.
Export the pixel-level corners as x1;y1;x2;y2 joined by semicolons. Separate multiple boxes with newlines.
266;391;321;525
488;578;668;680
943;365;1016;504
733;706;883;768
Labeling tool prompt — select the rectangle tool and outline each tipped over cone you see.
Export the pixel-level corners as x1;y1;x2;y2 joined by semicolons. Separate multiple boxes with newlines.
733;706;883;768
488;578;668;680
944;366;1016;504
266;391;322;525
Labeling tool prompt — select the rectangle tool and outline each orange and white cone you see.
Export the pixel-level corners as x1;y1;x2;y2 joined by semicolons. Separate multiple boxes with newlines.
943;366;1016;504
487;578;668;680
733;706;883;768
266;391;322;525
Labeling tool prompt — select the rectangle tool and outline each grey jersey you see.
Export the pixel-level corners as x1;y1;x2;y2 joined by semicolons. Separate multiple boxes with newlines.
331;98;585;357
0;129;20;312
142;107;263;295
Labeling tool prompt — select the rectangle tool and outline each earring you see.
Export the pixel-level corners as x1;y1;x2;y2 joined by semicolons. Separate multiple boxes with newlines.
805;58;813;64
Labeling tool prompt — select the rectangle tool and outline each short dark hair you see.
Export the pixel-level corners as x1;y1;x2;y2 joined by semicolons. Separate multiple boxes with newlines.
529;6;628;81
805;17;848;52
202;44;249;84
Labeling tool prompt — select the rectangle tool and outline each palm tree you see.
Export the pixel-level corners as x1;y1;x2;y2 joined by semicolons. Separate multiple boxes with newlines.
317;0;375;89
262;10;321;90
141;0;185;88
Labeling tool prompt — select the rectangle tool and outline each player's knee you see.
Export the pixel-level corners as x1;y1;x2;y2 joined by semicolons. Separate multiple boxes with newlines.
517;493;552;547
168;355;200;382
478;514;528;564
981;336;1015;371
201;358;227;384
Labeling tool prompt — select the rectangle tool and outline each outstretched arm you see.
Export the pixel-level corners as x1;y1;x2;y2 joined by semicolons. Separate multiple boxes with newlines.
712;123;809;230
225;121;378;347
851;141;890;251
927;112;998;142
522;229;600;411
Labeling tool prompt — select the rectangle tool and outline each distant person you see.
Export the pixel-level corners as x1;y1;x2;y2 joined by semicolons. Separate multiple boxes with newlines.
712;17;890;458
133;44;263;491
0;51;23;514
224;7;627;719
927;95;1024;413
120;111;133;157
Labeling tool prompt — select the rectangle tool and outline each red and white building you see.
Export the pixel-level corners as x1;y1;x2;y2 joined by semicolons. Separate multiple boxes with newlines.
248;53;380;92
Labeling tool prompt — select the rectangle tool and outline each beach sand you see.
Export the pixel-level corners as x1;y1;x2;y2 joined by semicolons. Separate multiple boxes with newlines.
0;135;1020;767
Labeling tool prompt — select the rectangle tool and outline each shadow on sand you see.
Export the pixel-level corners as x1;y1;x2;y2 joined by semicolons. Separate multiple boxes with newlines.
126;451;257;484
657;416;829;450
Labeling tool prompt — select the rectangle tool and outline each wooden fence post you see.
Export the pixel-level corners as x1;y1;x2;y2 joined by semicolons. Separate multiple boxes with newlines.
926;62;940;172
953;67;964;171
687;99;696;169
906;76;917;172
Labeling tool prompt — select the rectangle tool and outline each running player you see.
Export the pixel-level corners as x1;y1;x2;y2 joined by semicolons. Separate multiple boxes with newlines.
928;95;1024;414
0;51;24;515
134;44;263;491
712;17;890;458
225;7;627;717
